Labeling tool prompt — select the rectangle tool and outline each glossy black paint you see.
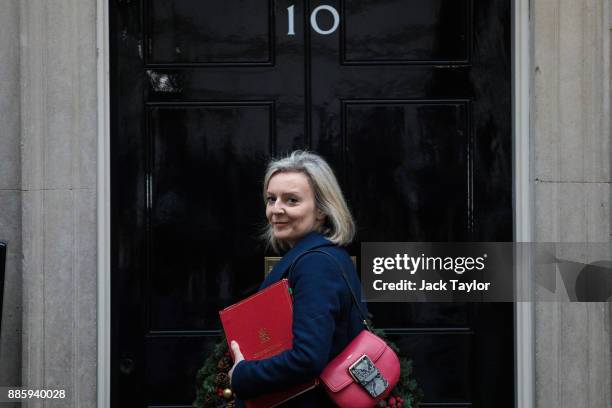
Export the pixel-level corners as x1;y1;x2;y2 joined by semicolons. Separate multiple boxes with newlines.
111;1;513;406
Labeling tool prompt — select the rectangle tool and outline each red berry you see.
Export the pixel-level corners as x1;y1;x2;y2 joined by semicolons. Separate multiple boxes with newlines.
389;397;396;405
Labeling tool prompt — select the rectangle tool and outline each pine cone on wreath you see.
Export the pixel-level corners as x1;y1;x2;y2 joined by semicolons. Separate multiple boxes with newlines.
225;401;235;408
217;357;232;372
215;372;230;388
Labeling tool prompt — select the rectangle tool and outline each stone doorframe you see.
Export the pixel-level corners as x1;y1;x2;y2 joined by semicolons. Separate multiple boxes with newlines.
514;0;535;406
97;0;111;406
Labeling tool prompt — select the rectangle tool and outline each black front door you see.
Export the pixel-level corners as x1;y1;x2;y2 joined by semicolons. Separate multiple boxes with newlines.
111;1;514;406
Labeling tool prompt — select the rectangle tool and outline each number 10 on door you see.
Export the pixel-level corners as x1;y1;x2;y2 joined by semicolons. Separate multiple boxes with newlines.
287;4;340;35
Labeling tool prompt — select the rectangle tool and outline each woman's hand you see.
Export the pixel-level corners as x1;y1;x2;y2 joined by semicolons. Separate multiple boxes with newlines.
228;340;245;384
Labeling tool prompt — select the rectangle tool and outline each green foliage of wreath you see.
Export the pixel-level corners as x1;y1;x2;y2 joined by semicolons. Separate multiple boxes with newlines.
194;337;235;408
193;325;422;408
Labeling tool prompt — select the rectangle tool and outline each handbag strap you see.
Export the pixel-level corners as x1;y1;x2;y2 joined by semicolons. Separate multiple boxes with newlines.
283;248;371;331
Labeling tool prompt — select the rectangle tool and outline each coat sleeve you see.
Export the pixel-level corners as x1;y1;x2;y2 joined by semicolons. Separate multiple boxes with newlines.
230;253;345;399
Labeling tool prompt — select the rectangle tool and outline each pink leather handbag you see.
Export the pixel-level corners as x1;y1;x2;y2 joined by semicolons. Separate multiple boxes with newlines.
293;249;400;408
320;330;400;408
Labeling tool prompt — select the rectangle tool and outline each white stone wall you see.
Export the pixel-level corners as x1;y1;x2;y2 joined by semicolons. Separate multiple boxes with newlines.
533;0;612;407
0;0;23;400
19;0;98;407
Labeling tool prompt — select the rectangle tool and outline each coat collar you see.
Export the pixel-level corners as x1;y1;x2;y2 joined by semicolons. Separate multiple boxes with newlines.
260;231;334;290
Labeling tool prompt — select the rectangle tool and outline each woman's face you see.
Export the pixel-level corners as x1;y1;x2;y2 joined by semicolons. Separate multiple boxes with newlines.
265;172;325;247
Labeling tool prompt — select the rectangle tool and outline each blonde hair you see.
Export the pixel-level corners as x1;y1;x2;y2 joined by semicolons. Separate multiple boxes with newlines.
262;151;356;253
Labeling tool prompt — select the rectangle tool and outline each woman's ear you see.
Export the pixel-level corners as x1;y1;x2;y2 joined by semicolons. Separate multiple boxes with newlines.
316;209;326;221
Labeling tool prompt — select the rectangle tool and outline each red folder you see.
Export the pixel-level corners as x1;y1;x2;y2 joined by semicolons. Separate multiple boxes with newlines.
219;279;318;408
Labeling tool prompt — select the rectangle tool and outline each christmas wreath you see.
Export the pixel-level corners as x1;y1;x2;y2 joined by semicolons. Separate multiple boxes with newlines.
193;325;422;408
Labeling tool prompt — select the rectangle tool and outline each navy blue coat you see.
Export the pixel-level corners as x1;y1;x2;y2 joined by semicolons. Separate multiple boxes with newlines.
231;232;367;407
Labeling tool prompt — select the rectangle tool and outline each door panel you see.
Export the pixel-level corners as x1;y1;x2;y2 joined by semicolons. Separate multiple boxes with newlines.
111;1;513;406
148;0;274;64
344;101;470;241
149;105;273;331
144;335;217;405
342;0;470;63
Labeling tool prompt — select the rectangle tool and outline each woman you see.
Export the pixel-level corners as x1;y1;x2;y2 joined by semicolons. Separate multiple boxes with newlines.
228;151;367;407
